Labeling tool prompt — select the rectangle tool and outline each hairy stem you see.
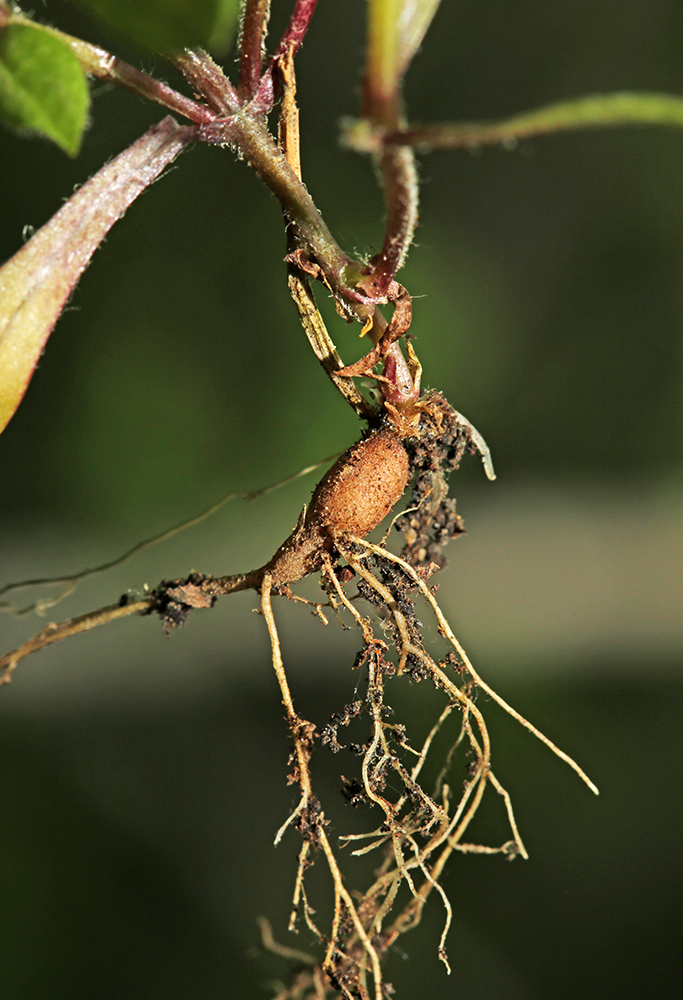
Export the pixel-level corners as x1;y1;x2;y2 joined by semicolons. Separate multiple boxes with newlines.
361;0;419;296
171;49;241;115
239;0;272;97
345;91;683;152
371;145;419;294
198;102;353;290
254;0;320;111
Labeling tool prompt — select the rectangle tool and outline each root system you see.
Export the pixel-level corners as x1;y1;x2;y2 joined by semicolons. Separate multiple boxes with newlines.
0;391;597;1000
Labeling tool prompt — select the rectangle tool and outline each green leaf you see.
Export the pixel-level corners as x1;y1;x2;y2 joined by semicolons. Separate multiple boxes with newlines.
76;0;241;53
0;23;89;156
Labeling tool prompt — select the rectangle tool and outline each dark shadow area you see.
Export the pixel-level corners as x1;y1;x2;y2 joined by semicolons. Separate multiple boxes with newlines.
1;664;681;999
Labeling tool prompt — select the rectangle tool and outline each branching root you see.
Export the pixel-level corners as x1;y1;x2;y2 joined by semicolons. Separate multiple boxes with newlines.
1;399;597;1000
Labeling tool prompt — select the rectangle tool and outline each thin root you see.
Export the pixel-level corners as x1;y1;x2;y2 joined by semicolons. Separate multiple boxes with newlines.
347;535;599;796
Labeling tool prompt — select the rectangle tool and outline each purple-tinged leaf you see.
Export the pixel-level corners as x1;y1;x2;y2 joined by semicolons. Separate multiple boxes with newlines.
0;116;195;434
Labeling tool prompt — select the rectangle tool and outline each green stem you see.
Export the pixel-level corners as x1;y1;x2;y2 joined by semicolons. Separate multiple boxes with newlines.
364;0;402;126
207;108;353;286
172;49;354;293
347;91;683;152
1;6;367;311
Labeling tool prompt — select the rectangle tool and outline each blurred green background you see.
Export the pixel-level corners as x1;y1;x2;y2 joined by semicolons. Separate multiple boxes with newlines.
1;1;682;997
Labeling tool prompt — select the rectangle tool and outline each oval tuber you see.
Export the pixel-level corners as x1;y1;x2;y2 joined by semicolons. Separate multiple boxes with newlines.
307;428;410;540
262;428;410;587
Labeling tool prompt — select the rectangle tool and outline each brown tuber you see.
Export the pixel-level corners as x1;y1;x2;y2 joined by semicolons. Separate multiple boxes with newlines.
308;428;410;539
0;429;411;664
0;400;499;667
260;428;410;588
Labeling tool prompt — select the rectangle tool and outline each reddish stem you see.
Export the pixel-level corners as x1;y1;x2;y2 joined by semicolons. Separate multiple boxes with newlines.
368;145;418;297
171;50;241;116
239;0;272;98
359;16;419;298
273;0;319;60
253;0;319;111
0;6;217;127
91;53;218;125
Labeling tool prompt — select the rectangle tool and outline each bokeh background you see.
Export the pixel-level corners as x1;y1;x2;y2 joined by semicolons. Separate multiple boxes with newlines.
1;1;682;997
